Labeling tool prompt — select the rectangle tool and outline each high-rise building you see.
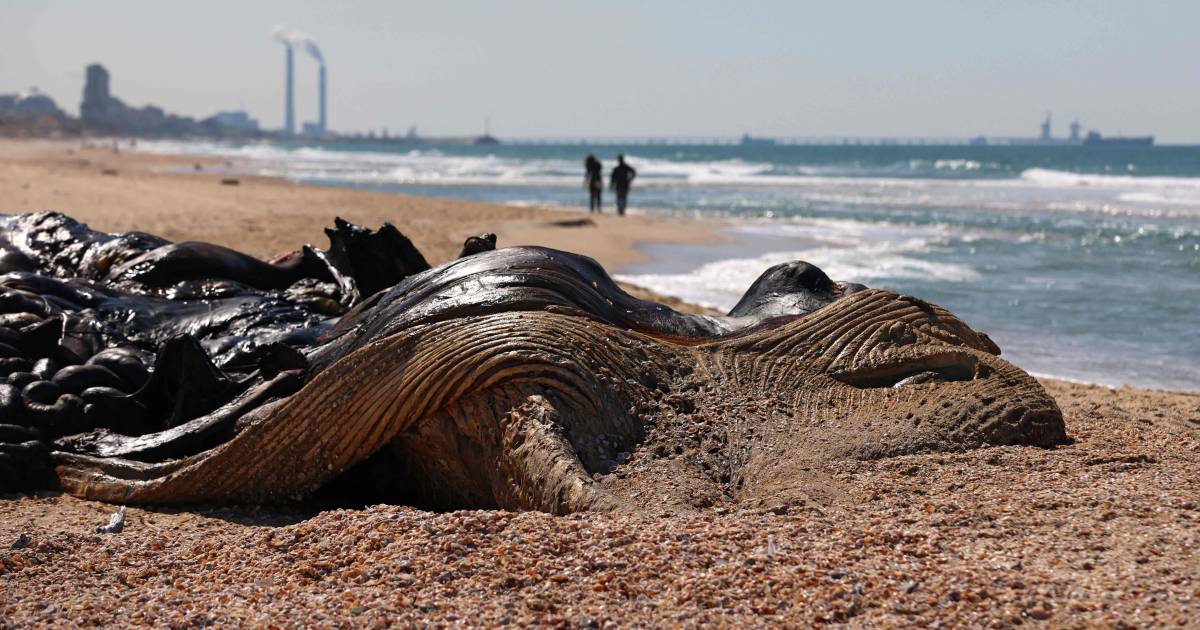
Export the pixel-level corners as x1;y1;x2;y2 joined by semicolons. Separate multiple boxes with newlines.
80;64;112;125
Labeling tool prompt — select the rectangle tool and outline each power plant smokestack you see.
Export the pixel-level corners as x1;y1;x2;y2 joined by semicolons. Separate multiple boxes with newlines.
285;45;295;136
273;25;296;136
318;64;327;134
274;26;325;136
301;39;326;135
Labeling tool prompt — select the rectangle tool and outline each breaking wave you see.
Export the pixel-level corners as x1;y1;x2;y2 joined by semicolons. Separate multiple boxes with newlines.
616;221;980;312
138;140;1200;218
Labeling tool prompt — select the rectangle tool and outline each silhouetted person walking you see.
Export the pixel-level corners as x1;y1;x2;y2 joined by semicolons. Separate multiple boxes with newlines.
584;154;603;213
610;154;637;216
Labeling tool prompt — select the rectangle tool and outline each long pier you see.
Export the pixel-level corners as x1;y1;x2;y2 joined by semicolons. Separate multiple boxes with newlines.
503;136;983;146
296;134;1080;148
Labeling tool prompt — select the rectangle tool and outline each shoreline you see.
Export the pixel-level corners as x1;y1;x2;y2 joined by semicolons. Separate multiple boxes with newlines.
119;139;1200;392
1;137;1190;392
1;137;1188;392
0;138;727;272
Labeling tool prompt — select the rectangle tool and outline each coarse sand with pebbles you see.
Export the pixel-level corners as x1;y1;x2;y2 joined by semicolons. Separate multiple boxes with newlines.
1;380;1196;627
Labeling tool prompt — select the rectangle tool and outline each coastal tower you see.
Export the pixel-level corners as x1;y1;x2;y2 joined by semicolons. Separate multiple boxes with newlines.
1039;113;1052;142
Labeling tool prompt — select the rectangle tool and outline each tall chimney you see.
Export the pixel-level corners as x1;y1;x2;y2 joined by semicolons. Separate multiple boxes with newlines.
318;64;326;134
285;45;295;136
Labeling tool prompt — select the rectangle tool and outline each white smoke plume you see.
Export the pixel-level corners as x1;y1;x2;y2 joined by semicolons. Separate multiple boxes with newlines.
271;23;294;47
272;24;323;64
303;40;324;64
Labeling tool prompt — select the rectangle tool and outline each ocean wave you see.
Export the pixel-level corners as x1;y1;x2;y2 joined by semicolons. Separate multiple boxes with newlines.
617;239;979;312
141;140;1018;188
137;140;1200;218
1020;168;1200;189
1118;191;1200;206
142;139;1200;183
730;216;968;247
141;140;785;186
932;159;984;171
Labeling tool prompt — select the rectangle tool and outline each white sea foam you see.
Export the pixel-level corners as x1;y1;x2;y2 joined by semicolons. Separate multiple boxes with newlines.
1020;168;1200;189
732;216;969;247
620;154;774;182
931;159;983;171
137;140;1200;218
617;246;978;312
616;221;979;312
1118;191;1200;206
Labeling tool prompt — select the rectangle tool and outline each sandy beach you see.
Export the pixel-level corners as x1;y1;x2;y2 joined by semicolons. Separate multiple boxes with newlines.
0;139;1197;626
0;139;723;270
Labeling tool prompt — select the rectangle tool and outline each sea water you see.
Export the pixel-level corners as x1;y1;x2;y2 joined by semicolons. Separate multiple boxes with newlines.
139;140;1200;391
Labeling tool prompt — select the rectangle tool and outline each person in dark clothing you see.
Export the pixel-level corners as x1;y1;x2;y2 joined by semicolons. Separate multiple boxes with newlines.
584;154;603;213
610;154;637;216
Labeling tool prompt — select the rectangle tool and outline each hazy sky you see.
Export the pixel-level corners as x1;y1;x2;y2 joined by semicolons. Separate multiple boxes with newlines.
2;1;1196;141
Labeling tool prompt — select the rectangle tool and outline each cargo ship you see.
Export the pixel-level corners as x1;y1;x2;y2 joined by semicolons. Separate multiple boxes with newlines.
740;133;777;147
1081;131;1154;147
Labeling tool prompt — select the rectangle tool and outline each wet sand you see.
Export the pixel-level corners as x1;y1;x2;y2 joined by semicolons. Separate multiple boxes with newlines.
0;139;1196;627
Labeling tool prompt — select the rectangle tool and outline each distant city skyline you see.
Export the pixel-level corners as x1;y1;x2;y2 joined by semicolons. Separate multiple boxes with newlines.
2;0;1197;142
